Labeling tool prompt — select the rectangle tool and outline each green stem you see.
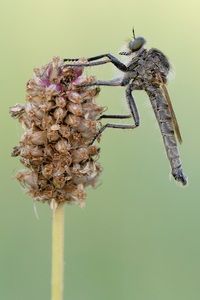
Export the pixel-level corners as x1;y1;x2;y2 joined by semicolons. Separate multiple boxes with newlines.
51;202;65;300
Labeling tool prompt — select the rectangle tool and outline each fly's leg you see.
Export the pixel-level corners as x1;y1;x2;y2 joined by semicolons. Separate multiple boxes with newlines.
90;86;139;144
64;53;128;72
78;78;124;87
74;76;131;88
126;85;140;126
64;53;110;62
98;114;132;120
65;59;111;67
90;123;137;145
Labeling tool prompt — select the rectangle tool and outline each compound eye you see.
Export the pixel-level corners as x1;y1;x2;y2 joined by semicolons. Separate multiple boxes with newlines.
130;37;146;52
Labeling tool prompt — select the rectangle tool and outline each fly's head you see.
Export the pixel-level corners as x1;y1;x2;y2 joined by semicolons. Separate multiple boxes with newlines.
119;29;146;56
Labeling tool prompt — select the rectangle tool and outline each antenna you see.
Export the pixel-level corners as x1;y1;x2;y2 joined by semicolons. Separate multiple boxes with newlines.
132;27;136;39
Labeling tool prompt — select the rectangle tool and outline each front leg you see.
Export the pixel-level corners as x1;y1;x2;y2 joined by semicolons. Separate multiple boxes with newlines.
64;53;128;72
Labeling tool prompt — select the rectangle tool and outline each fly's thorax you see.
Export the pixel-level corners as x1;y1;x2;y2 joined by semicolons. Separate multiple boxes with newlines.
129;48;170;85
126;47;170;88
147;48;170;78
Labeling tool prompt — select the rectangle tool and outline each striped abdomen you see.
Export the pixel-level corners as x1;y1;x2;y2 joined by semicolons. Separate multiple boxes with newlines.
146;86;187;186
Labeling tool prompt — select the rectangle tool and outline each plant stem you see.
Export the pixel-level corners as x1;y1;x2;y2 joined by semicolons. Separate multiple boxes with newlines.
51;202;65;300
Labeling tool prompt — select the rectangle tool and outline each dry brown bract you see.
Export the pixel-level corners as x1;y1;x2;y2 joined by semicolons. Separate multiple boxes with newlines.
10;57;104;207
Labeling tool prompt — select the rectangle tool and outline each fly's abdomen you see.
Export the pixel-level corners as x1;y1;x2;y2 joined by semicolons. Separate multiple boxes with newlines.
146;87;188;186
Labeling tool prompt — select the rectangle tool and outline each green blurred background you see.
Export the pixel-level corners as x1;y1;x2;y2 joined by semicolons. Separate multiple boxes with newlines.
1;0;200;299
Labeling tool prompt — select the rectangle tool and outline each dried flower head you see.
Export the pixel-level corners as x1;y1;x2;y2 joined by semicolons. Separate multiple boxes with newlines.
10;57;104;207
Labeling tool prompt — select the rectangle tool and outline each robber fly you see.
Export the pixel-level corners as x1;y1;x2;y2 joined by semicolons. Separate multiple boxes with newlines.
64;29;188;186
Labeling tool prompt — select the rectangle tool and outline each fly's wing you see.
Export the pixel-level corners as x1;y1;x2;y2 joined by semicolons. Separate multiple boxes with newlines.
158;73;183;144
